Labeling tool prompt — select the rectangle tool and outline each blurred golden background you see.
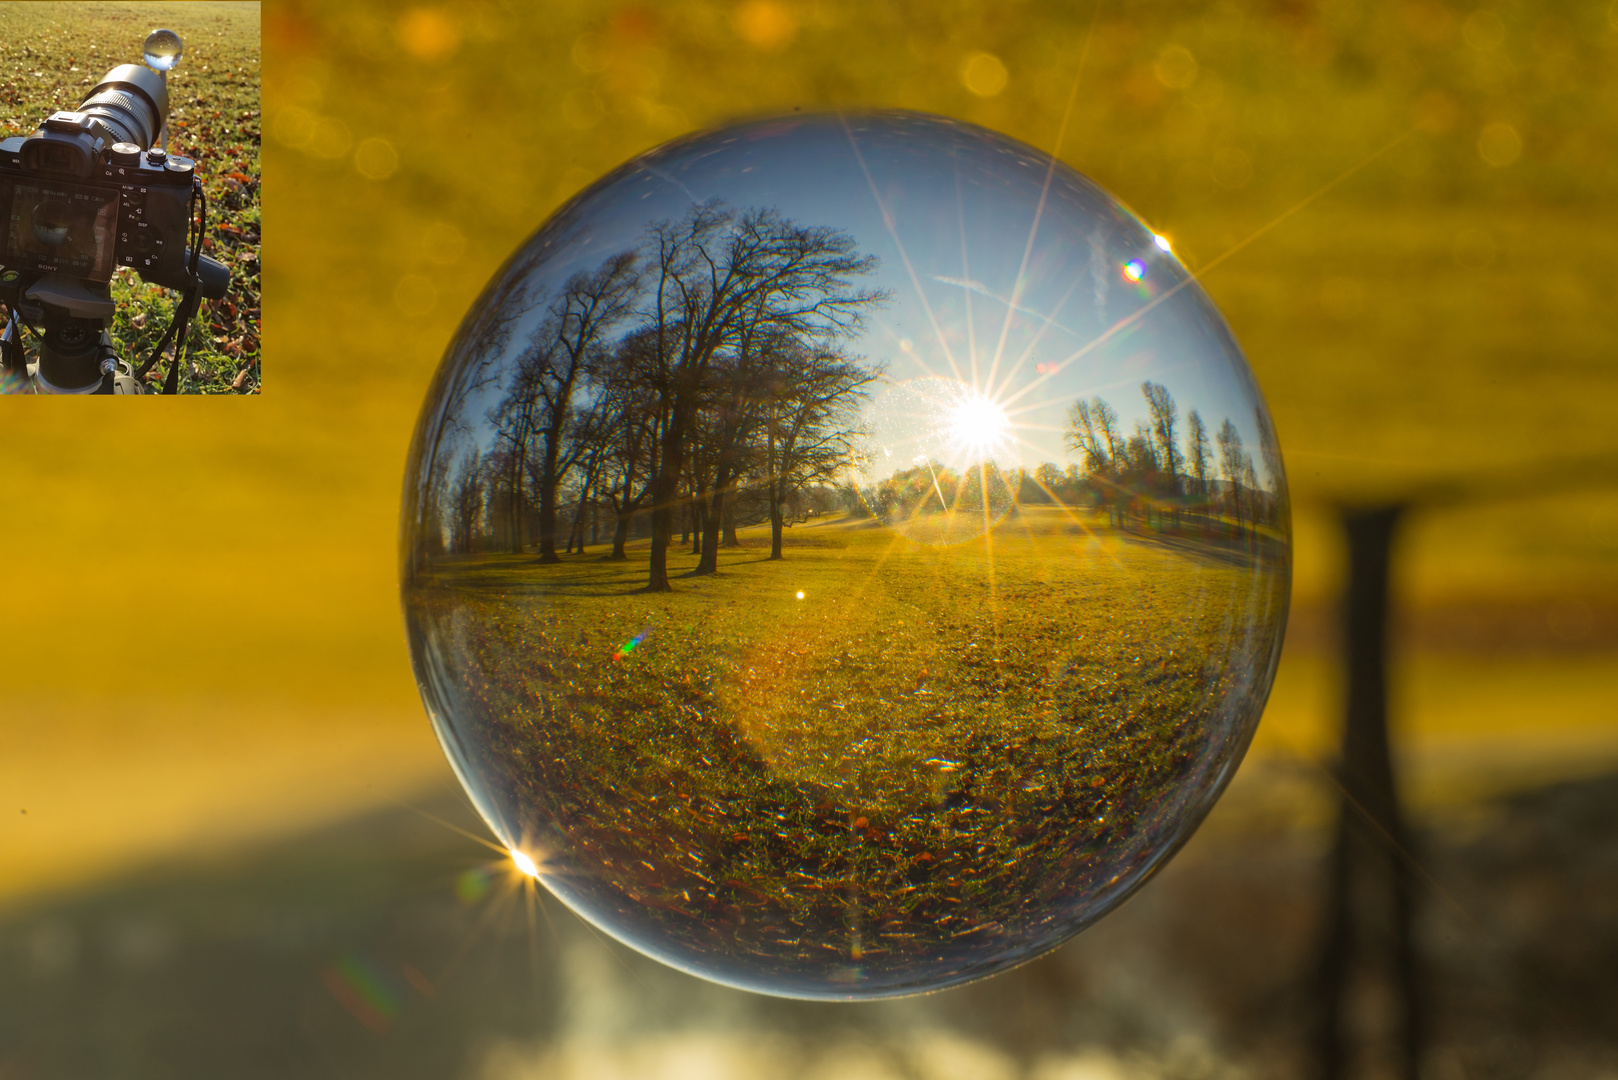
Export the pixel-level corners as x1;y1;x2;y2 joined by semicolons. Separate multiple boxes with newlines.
2;1;1616;1076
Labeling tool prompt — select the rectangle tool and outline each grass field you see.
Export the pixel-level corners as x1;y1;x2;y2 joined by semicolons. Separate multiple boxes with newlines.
403;507;1287;994
0;1;259;393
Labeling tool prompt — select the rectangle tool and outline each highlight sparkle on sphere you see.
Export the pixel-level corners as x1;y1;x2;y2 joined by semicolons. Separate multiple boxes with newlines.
402;110;1290;1001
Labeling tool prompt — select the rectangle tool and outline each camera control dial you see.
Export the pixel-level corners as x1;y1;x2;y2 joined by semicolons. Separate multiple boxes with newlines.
110;142;141;166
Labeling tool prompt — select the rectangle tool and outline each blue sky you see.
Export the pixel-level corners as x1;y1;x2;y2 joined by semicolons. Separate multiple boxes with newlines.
445;110;1276;488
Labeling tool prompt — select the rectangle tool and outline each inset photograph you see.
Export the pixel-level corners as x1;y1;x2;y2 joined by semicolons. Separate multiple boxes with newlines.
0;1;259;394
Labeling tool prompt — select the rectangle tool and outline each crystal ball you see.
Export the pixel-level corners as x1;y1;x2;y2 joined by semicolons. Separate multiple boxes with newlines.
401;111;1290;999
142;28;183;71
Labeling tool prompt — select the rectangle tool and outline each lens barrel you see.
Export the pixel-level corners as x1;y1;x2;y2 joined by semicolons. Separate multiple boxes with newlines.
77;63;168;150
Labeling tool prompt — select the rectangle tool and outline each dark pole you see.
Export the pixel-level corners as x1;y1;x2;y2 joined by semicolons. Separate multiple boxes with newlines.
1314;504;1421;1080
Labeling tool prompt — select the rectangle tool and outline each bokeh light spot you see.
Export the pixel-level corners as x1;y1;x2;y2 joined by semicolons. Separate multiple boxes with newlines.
734;1;799;51
960;52;1008;97
1153;45;1198;89
353;137;398;180
396;8;460;62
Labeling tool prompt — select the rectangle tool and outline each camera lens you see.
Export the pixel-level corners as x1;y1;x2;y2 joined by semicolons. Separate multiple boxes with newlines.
31;200;72;247
77;64;168;150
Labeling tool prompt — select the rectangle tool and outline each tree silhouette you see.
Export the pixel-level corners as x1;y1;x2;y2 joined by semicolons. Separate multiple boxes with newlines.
490;251;639;561
1142;381;1182;491
1216;417;1249;529
1065;396;1124;524
634;202;884;591
1254;405;1286;525
593;326;665;560
1186;409;1211;500
758;342;881;559
448;448;486;555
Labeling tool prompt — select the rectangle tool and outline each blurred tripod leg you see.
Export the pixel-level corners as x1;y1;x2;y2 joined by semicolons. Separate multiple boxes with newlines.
1314;505;1422;1080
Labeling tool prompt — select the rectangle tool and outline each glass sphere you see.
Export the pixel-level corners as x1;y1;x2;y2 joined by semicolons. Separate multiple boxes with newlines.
143;29;183;71
401;111;1290;999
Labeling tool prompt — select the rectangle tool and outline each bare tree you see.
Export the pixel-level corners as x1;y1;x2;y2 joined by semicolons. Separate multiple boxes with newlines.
1186;409;1211;499
636;202;884;591
691;316;772;574
492;251;639;562
1064;397;1121;475
405;239;554;578
448;448;486;555
1065;396;1127;524
1216;418;1247;527
593;327;665;560
1254;405;1286;526
1142;381;1182;491
1032;461;1066;503
759;343;882;559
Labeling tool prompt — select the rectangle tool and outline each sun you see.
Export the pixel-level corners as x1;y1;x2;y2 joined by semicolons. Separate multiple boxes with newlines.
945;390;1013;461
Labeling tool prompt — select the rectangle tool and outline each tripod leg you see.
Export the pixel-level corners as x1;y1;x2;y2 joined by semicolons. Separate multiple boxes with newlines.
1315;809;1355;1080
1315;505;1422;1080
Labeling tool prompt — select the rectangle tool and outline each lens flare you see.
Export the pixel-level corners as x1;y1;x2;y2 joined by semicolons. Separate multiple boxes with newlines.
945;391;1012;460
510;850;540;878
856;377;1019;544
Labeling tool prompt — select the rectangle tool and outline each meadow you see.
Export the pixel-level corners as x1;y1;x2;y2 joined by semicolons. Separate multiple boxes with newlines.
0;1;259;393
404;506;1288;992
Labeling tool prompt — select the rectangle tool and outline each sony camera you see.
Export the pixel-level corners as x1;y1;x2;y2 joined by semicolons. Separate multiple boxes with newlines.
0;39;228;393
0;62;222;306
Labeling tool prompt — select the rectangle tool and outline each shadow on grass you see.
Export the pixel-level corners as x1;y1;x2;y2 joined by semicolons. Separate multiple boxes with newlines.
4;769;1614;1079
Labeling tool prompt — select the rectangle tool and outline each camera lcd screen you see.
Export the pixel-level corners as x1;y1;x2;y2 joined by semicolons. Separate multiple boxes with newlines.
2;179;118;282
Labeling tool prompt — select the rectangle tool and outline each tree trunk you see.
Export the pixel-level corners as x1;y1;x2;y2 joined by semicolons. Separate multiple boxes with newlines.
696;488;724;574
537;479;559;563
647;471;676;591
769;508;784;560
567;483;590;555
508;455;525;554
647;526;672;590
645;400;688;593
723;502;740;547
610;510;629;560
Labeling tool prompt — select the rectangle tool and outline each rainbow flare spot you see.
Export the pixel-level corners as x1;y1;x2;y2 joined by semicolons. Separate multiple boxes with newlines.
612;625;651;661
322;954;404;1033
1122;259;1146;283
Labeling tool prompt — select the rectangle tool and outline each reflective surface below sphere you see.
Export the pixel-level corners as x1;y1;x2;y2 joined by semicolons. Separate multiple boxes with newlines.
401;111;1290;999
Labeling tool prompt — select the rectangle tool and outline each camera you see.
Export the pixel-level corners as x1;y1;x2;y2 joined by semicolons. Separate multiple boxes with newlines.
0;31;230;394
